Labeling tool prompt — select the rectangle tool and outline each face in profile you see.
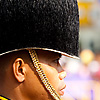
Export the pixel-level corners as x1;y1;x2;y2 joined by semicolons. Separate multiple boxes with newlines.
35;50;67;96
4;50;66;100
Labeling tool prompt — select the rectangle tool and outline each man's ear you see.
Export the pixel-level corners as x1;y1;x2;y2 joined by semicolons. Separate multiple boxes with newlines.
13;58;26;82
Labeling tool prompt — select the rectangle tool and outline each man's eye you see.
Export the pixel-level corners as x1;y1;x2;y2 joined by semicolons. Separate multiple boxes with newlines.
54;58;60;64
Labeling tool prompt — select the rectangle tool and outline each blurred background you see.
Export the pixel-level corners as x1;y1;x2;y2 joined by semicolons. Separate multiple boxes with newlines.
61;0;100;100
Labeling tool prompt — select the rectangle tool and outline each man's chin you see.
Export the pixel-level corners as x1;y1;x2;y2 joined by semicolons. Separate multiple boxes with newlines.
58;90;65;96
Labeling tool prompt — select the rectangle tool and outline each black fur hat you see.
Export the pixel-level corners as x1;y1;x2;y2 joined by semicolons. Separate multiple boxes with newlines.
0;0;79;59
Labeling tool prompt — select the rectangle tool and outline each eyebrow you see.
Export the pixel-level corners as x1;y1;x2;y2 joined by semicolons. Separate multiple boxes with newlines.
58;53;61;58
54;53;61;59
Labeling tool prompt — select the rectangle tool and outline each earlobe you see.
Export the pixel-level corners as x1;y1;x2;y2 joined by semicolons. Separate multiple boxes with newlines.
13;58;26;83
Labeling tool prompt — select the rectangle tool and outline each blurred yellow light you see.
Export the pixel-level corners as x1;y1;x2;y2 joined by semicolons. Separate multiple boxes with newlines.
80;49;95;65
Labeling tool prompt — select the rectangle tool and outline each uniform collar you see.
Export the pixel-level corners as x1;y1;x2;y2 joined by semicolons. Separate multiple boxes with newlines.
0;95;10;100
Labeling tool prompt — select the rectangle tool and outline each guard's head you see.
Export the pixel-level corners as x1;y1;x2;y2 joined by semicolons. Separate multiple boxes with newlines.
0;49;66;100
0;0;79;99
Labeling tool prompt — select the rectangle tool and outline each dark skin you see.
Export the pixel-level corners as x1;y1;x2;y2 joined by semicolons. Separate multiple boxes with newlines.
0;50;66;100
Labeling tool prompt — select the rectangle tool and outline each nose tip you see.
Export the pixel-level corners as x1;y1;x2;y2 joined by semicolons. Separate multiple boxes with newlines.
59;71;67;80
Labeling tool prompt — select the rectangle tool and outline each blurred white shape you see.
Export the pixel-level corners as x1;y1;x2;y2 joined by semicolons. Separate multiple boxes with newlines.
88;61;100;73
59;55;81;74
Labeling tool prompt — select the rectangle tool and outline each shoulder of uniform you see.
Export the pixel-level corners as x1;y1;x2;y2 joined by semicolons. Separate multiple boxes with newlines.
0;95;10;100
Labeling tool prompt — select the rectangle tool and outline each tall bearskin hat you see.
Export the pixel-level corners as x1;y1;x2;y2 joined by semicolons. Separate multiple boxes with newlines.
0;0;79;59
0;0;79;99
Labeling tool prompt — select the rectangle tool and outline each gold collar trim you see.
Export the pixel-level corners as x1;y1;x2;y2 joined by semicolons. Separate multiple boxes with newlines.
0;95;10;100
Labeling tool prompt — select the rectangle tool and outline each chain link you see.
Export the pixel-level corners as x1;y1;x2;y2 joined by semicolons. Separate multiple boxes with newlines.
28;49;61;100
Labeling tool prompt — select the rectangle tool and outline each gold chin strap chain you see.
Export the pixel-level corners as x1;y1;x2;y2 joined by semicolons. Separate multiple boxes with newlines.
28;49;61;100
